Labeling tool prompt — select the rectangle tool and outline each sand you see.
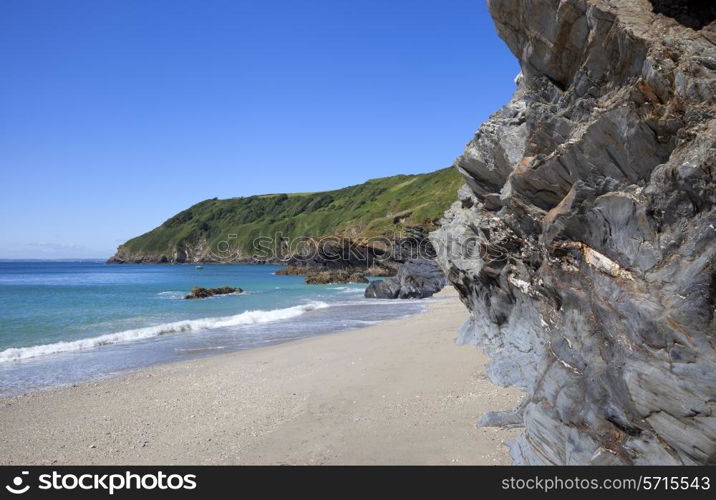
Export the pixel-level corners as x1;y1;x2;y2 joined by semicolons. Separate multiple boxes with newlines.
0;288;522;465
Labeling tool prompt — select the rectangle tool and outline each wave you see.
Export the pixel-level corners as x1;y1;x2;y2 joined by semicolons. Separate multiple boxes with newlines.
0;301;330;363
327;286;364;294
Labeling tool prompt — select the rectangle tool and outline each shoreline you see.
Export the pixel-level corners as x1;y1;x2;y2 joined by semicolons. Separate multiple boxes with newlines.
0;288;522;465
0;296;425;398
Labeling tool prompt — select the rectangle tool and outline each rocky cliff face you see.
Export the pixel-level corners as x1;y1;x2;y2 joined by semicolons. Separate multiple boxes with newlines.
431;0;715;464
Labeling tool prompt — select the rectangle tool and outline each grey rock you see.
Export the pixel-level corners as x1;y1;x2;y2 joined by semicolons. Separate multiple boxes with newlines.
364;259;448;299
431;0;716;464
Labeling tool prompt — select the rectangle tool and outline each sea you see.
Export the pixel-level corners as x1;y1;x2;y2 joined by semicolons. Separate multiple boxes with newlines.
0;261;428;396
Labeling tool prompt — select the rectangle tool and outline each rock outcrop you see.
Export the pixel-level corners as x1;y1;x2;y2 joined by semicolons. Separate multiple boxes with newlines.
364;259;448;299
365;265;396;277
281;226;436;274
431;0;716;464
184;286;242;299
304;270;368;285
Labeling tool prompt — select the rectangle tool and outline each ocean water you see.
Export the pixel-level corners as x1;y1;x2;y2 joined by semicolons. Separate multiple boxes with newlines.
0;261;427;396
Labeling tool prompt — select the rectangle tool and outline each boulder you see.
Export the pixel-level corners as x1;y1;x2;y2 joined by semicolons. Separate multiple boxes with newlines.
364;259;447;299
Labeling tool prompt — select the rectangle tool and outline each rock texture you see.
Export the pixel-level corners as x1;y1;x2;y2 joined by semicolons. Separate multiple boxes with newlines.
304;270;368;285
184;286;242;300
364;259;448;299
281;227;436;274
365;265;396;277
431;0;716;464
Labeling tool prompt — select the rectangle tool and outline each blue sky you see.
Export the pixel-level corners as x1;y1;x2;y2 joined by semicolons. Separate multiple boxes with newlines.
0;0;518;259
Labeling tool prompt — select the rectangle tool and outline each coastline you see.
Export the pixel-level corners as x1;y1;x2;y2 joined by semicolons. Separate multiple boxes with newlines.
0;288;522;465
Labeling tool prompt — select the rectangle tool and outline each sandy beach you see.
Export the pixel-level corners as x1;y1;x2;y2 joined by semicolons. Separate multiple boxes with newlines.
0;288;522;465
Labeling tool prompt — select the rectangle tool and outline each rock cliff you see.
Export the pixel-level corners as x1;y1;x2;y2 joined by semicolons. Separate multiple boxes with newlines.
431;0;716;464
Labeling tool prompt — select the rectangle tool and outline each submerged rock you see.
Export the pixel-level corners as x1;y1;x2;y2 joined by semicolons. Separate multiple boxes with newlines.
364;259;448;299
184;286;242;300
431;0;716;464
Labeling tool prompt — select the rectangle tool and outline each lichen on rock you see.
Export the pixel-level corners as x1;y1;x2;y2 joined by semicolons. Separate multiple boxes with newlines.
431;0;716;464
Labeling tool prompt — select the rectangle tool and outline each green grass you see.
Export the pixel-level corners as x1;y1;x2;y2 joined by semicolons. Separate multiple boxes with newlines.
116;167;463;259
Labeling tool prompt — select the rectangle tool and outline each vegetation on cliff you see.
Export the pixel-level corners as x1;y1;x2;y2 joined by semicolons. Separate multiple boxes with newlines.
110;167;462;263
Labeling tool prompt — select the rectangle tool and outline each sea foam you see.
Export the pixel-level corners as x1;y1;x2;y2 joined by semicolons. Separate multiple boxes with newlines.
0;301;329;363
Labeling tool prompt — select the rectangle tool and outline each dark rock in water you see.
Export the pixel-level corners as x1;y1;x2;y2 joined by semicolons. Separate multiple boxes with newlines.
304;270;368;285
364;278;401;299
430;0;716;464
364;259;447;299
184;286;242;300
275;266;306;276
278;264;393;280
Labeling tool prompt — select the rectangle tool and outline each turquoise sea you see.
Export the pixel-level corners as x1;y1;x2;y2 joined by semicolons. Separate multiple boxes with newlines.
0;261;427;396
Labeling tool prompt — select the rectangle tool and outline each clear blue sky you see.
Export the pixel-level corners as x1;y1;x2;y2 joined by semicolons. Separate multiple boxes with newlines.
0;0;518;259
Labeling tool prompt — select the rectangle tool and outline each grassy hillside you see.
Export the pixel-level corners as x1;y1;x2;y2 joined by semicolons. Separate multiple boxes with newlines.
112;167;463;262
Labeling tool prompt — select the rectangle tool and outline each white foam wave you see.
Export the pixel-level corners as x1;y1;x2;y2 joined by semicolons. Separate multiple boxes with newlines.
0;301;330;363
327;286;364;294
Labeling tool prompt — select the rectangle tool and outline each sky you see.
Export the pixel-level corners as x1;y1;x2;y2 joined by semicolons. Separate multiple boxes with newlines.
0;0;519;259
